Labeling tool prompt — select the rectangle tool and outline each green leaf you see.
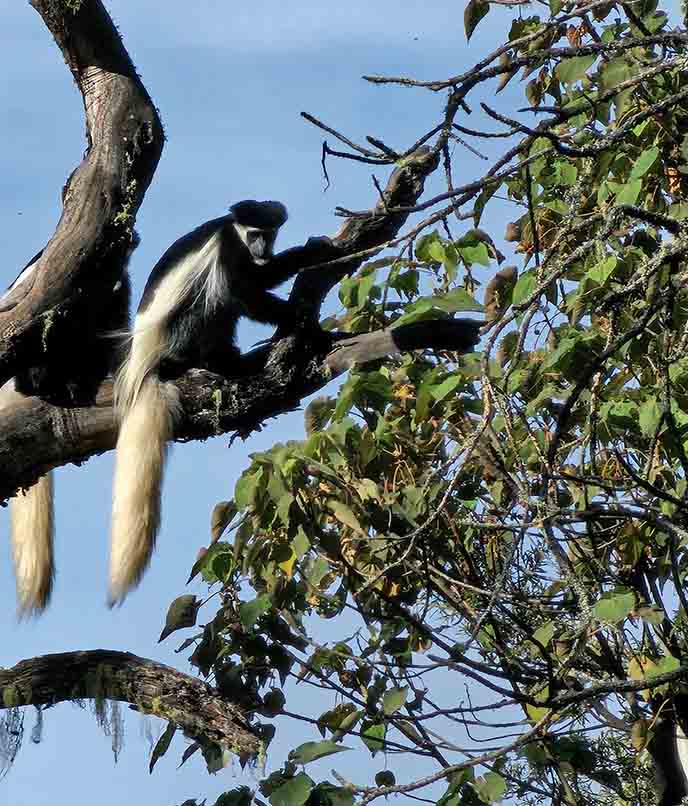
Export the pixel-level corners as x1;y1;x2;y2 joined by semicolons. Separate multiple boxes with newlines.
382;686;408;715
361;721;386;756
614;179;642;206
630;147;659;180
293;527;311;558
456;242;490;267
210;501;237;543
600;400;639;431
428;240;447;264
234;469;262;509
542;334;586;374
639;397;663;437
215;786;254;806
357;270;377;306
288;740;351;765
593;589;636;624
473;181;500;226
149;721;176;773
308;557;330;588
304;396;335;436
464;0;489;41
556;55;596;85
239;593;271;629
655;654;680;676
393;287;483;324
473;771;507;803
415;232;443;262
158;594;200;643
270;773;314;806
670;202;688;220
437;288;484;312
532;621;555;650
555;162;577;187
327;500;366;536
600;57;632;91
374;771;396;787
525;683;551;722
355;478;381;502
430;376;463;402
587;256;617;285
309;784;355;806
512;270;537;307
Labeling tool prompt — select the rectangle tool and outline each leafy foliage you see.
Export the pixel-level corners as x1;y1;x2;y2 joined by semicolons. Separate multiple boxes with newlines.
158;3;688;805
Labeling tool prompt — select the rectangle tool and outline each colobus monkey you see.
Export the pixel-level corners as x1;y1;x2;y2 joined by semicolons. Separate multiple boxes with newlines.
1;233;138;615
110;200;316;605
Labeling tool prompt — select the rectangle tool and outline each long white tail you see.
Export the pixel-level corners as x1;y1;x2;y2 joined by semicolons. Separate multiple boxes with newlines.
11;473;54;616
109;375;180;605
0;378;55;616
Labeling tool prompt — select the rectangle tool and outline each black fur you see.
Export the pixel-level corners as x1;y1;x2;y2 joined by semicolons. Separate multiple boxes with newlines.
11;234;137;403
138;201;322;380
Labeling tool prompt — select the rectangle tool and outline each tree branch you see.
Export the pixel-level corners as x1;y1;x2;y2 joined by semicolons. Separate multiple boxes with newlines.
0;649;260;758
0;139;448;499
0;318;481;500
0;0;164;384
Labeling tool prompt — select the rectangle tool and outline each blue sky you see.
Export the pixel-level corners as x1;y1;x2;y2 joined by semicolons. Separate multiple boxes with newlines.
0;1;539;803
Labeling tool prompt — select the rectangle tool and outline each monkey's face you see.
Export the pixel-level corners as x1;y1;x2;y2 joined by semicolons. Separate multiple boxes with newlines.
236;225;279;266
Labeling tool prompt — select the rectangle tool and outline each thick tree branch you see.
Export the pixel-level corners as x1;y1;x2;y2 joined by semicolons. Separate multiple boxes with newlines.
0;144;451;499
0;318;481;500
0;0;163;384
0;649;260;758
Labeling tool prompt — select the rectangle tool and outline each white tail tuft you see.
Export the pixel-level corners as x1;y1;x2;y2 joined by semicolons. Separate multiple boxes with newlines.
11;473;54;617
109;376;181;605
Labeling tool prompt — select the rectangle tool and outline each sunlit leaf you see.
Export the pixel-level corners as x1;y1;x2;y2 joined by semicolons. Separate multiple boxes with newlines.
593;589;636;624
288;740;351;765
382;686;408;715
473;772;507;803
270;773;314;806
239;593;272;629
555;55;596;84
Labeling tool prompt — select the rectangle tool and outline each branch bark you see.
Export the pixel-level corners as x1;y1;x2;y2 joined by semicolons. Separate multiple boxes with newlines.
0;6;456;502
0;649;260;758
0;317;482;500
0;0;164;383
1;96;447;500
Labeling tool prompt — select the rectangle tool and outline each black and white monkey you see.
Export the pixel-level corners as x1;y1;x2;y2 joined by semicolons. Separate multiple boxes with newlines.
110;200;318;604
0;233;138;615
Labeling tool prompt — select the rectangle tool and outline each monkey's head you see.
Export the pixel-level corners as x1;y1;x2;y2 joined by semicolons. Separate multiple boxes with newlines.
230;200;288;266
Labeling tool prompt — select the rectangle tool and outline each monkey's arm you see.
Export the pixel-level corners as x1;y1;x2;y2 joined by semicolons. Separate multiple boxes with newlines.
242;291;303;327
261;237;339;289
